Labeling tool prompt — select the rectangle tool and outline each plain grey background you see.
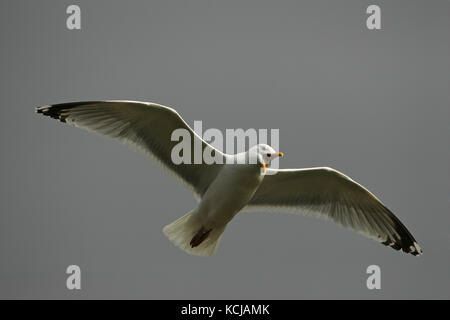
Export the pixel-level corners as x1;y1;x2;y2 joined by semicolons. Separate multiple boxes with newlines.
0;0;449;299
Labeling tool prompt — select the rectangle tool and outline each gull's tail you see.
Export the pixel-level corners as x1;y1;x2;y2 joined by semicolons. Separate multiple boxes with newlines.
163;211;226;257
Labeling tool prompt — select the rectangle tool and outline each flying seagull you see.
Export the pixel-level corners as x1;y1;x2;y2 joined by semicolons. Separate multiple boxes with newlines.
36;101;422;257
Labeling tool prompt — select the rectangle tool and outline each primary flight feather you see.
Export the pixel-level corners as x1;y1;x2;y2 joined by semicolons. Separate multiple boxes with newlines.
36;100;422;257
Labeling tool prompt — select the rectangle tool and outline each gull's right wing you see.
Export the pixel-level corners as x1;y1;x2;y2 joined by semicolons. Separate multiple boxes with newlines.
247;167;422;256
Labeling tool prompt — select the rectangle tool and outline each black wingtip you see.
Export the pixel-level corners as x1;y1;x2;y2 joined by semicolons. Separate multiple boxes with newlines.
36;105;48;114
36;104;67;122
382;236;423;256
408;242;423;256
36;101;102;123
378;203;423;257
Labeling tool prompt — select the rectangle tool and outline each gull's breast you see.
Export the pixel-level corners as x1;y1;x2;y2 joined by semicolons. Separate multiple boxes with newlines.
197;164;264;226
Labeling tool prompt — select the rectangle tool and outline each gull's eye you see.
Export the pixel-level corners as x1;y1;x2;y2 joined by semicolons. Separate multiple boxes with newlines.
267;153;271;158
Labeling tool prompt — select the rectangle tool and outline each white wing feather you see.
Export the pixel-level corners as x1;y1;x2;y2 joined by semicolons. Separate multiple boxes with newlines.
247;167;422;256
36;100;224;199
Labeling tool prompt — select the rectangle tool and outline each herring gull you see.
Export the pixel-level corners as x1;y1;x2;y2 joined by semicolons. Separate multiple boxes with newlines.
36;100;422;257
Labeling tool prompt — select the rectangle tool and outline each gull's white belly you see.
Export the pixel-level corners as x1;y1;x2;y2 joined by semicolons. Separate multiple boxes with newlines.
195;165;264;227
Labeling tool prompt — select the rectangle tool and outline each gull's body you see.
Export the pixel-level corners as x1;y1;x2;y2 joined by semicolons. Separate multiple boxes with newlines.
197;158;263;226
36;100;422;257
177;157;265;254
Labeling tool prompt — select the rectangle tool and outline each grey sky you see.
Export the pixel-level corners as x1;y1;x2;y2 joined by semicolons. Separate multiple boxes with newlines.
0;0;449;299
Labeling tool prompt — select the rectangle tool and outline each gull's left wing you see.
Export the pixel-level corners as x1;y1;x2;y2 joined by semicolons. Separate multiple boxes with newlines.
247;167;422;256
36;101;225;199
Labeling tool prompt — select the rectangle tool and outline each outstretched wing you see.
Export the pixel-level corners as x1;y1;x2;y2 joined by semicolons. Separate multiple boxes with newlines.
36;100;225;199
247;167;422;256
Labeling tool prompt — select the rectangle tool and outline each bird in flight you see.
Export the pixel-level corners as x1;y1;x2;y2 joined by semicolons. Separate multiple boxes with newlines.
37;101;422;257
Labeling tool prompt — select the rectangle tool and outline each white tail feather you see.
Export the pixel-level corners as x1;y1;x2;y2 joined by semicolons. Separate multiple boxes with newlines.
163;211;226;257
